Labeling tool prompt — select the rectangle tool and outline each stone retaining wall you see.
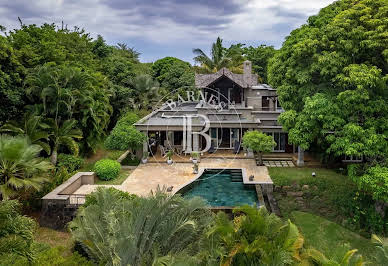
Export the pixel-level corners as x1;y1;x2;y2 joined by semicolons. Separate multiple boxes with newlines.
40;172;96;229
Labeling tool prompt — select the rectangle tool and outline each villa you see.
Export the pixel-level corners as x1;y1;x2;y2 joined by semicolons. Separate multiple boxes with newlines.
135;60;305;165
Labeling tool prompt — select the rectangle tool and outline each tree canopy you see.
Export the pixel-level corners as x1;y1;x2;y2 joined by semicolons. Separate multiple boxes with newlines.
268;0;388;161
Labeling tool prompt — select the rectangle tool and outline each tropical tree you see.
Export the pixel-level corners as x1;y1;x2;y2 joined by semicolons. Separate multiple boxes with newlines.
193;37;232;73
151;57;194;92
242;130;276;165
116;43;140;62
129;74;160;110
0;35;25;125
268;0;388;161
0;114;50;154
0;200;36;261
243;45;276;83
69;187;213;265
205;206;305;265
25;64;111;152
46;119;82;165
0;135;53;200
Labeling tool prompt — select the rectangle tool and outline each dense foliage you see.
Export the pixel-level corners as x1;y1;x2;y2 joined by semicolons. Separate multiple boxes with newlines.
93;159;121;180
242;130;276;165
243;45;276;83
0;135;53;200
0;200;36;262
57;154;84;173
152;57;194;92
69;187;212;265
268;0;388;161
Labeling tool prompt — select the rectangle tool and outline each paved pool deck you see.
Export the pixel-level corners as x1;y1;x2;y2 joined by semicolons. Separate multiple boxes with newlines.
74;158;273;196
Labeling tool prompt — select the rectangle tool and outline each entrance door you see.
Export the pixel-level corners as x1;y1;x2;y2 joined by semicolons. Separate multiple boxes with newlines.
218;128;231;148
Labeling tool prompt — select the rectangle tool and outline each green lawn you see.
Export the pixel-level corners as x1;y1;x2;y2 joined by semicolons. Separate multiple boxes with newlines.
95;169;131;185
34;227;73;257
269;167;356;224
268;167;347;186
291;211;378;263
79;147;125;172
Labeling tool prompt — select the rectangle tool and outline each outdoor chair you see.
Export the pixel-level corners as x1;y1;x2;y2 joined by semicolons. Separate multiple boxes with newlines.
159;145;166;157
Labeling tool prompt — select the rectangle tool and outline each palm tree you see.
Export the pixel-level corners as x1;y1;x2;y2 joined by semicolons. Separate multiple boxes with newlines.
116;43;140;62
306;246;365;265
0;114;50;154
46;119;82;165
0;135;53;200
69;187;213;265
206;206;305;265
193;37;231;73
129;74;159;110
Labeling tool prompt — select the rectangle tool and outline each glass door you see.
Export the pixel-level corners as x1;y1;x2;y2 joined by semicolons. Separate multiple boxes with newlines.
231;128;240;148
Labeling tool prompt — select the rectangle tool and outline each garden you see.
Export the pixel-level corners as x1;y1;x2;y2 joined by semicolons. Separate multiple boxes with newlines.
0;0;388;265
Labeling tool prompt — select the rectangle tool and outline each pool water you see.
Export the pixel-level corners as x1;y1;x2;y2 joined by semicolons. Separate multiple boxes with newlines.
182;169;258;207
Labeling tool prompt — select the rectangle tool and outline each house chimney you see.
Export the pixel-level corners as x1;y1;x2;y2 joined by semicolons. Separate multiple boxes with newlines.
243;60;252;87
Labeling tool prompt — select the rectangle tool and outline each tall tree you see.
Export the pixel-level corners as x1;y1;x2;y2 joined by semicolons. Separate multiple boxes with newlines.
193;37;232;73
0;135;53;200
268;0;388;160
46;119;82;165
152;57;194;92
25;64;112;152
0;36;25;125
243;45;276;83
129;74;159;110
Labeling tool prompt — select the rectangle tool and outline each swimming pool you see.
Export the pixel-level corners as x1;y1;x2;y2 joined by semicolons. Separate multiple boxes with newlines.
180;169;258;207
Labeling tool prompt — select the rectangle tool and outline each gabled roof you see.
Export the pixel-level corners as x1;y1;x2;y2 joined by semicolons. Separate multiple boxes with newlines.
195;67;257;88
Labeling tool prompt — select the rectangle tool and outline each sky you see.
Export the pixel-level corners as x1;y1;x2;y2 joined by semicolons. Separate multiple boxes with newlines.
0;0;335;63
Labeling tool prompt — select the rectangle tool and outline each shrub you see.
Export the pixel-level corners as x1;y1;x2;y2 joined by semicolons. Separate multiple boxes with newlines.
104;124;146;151
117;112;139;127
57;154;84;172
83;187;136;207
121;155;140;166
94;159;121;180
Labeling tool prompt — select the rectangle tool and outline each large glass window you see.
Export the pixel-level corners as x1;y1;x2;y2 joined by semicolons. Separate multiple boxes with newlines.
266;132;286;152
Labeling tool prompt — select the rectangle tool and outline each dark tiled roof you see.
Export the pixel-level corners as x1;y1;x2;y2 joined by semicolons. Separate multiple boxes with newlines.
195;67;258;88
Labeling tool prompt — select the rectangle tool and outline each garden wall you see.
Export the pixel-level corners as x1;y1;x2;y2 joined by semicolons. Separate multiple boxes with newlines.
40;172;96;230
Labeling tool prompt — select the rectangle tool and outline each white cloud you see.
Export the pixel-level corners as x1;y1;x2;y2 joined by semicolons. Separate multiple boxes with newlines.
0;0;336;61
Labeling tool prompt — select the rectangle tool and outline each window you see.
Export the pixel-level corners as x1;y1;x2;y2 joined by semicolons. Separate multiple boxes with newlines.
173;131;183;145
266;132;286;152
262;96;270;111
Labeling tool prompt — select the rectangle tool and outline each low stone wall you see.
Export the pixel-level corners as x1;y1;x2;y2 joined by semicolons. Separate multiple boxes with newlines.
40;172;96;230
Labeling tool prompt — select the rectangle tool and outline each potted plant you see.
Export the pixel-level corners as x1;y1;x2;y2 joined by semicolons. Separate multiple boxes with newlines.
193;163;198;174
141;152;149;164
191;151;200;164
166;150;173;165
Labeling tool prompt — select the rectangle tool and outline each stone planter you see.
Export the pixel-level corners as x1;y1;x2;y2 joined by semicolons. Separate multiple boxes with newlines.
141;158;148;164
167;159;173;165
192;158;198;164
